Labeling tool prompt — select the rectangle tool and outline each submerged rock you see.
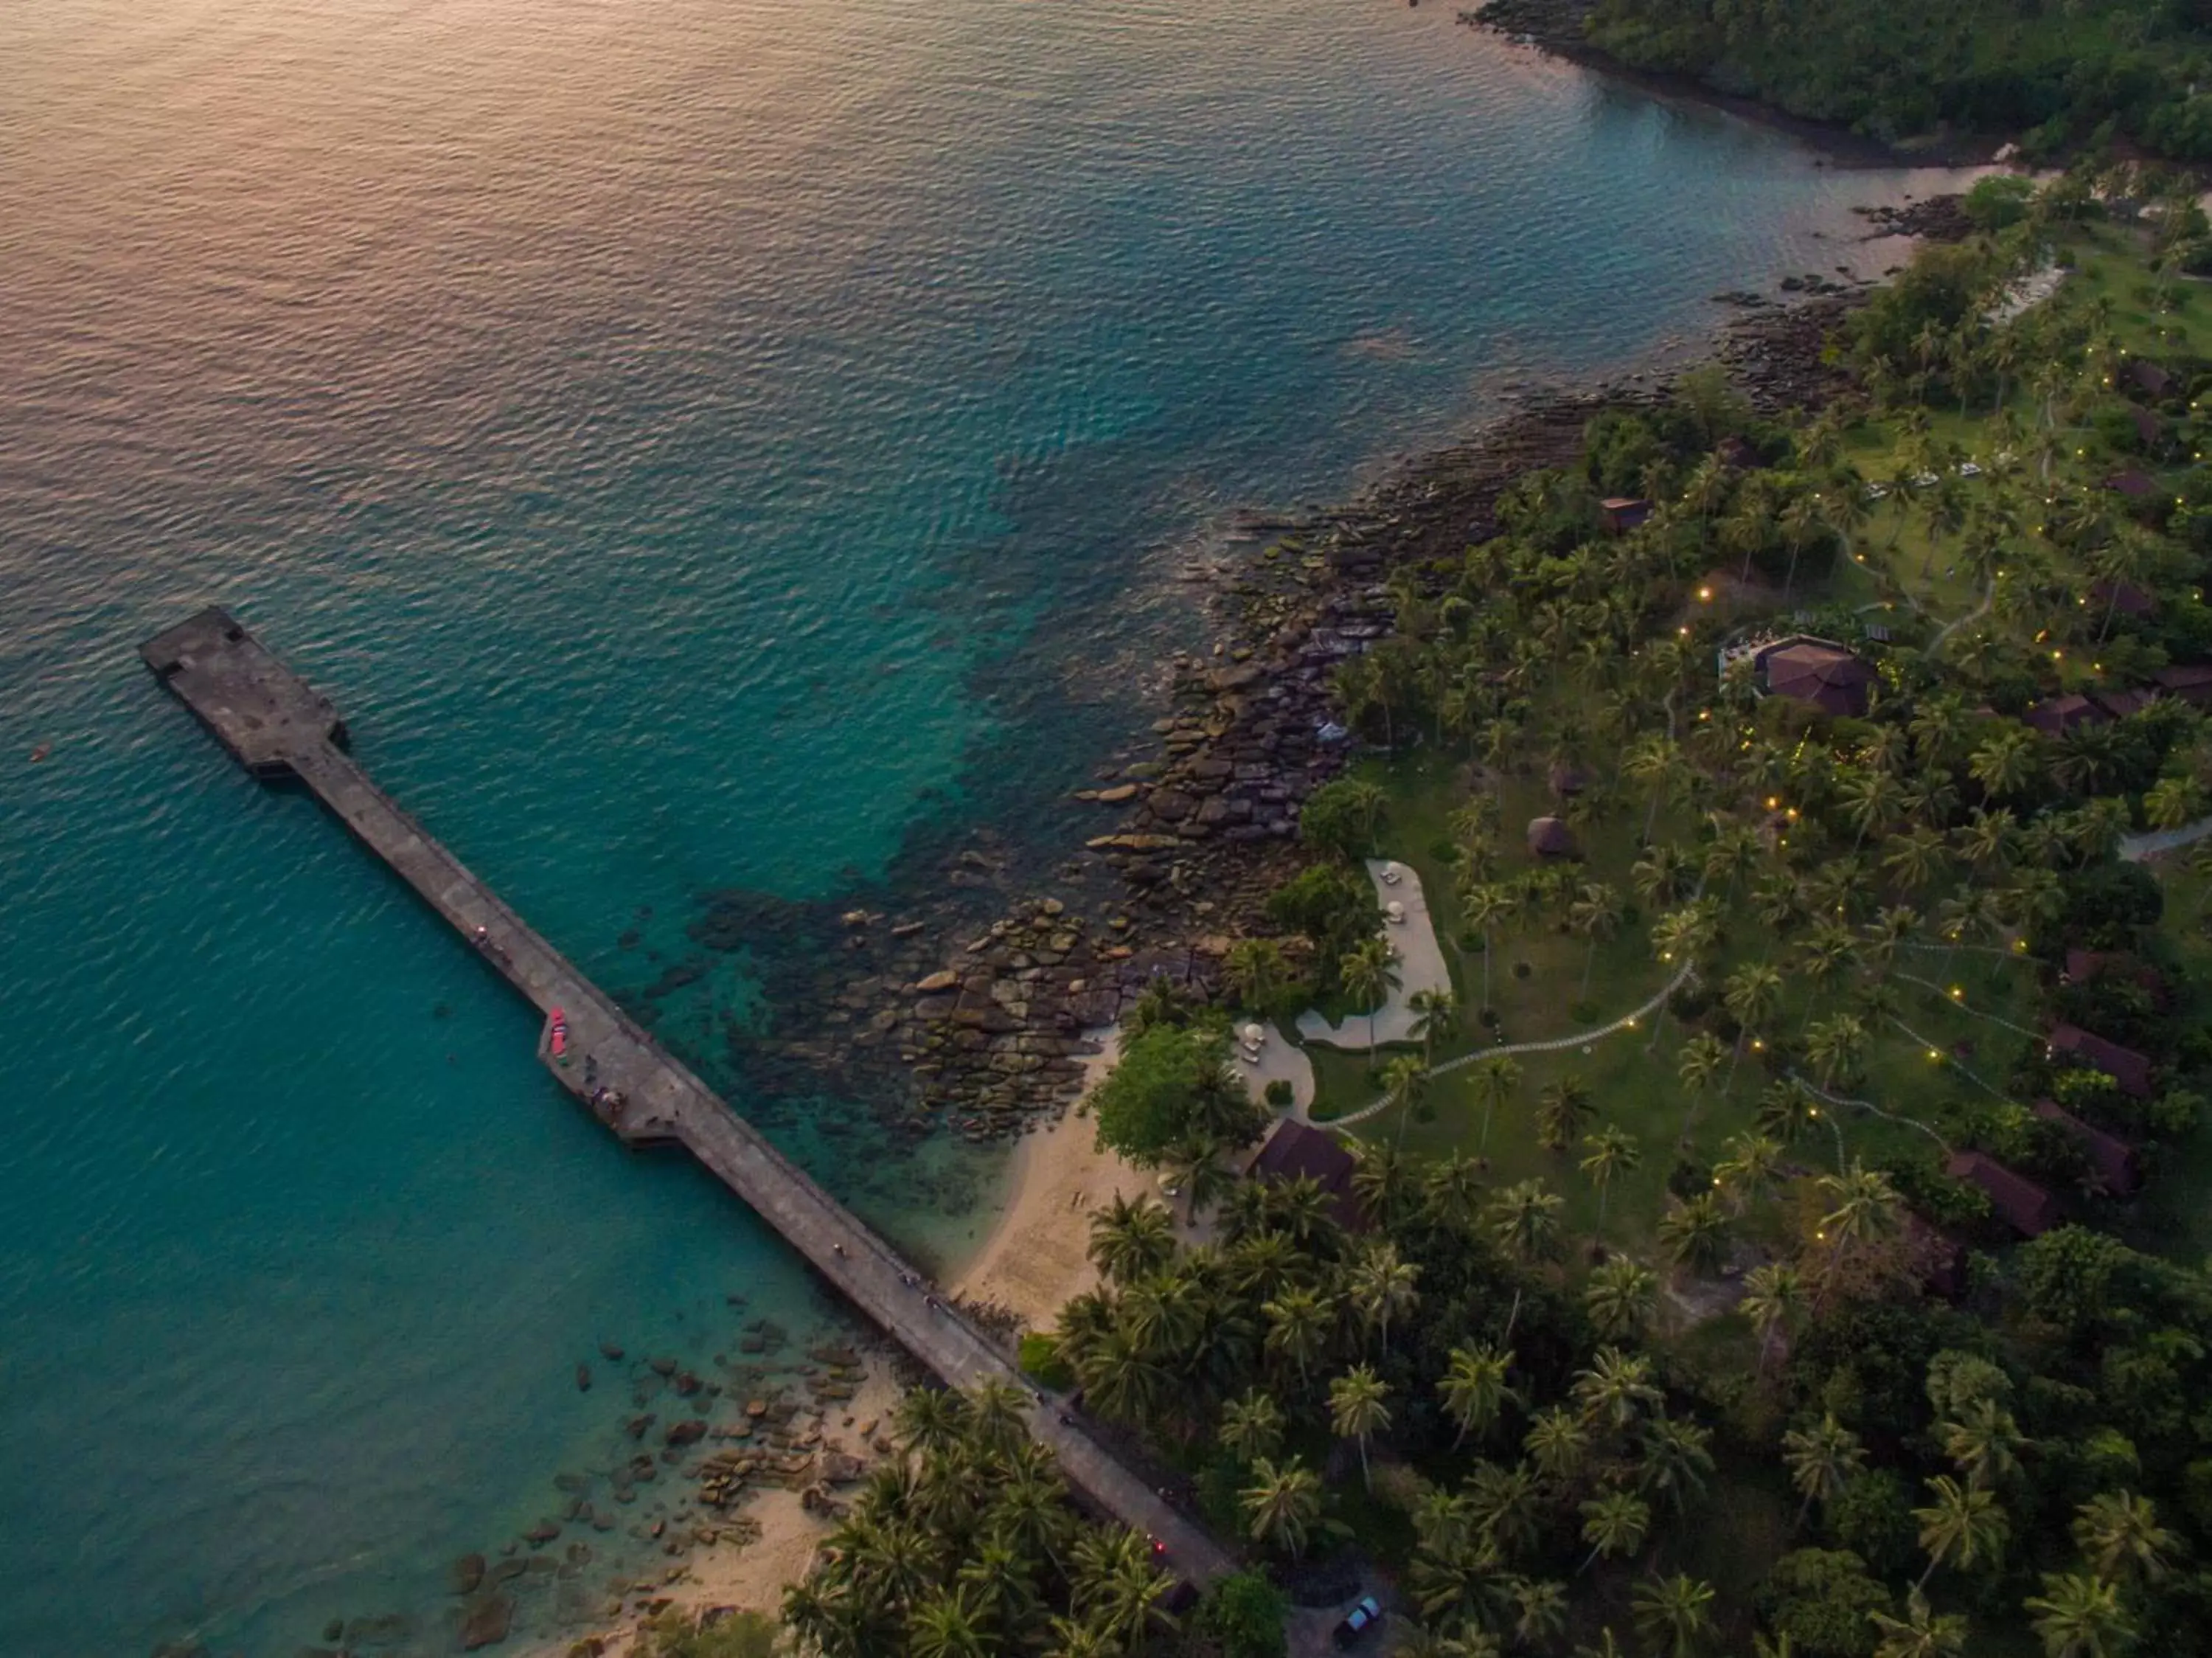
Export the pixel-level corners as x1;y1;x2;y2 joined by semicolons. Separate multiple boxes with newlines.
459;1594;514;1651
448;1553;486;1595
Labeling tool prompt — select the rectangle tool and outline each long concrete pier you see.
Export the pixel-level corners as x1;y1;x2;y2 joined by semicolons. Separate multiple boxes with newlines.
140;607;1231;1583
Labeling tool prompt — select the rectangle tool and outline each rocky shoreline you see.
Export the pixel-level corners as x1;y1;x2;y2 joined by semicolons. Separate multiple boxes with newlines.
661;281;1884;1168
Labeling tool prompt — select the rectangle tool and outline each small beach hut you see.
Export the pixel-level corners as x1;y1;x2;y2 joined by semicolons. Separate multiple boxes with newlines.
1599;498;1652;535
2023;694;2110;737
1527;816;1579;859
2032;1100;2140;1198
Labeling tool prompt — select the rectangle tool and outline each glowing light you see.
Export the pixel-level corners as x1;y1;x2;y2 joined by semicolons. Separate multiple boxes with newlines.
1698;586;1713;601
1927;1048;1941;1061
1949;985;1964;999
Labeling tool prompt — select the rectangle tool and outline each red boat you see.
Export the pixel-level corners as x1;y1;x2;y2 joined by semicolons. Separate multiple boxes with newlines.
548;1006;569;1061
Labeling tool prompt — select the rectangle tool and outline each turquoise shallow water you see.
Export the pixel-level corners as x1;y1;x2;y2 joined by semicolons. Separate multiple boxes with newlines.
3;1;1939;1651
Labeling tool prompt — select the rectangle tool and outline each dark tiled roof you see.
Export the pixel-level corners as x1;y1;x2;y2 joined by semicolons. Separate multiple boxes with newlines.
1527;815;1579;857
1759;640;1876;717
2047;1023;2155;1099
2023;694;2110;736
2032;1100;2140;1197
1247;1121;1364;1230
1945;1151;2063;1237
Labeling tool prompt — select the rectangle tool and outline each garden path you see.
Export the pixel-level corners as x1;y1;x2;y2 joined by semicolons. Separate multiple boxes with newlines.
1294;859;1451;1050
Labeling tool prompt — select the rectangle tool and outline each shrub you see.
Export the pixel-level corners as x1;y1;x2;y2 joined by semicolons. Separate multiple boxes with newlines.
1264;1078;1294;1109
1194;1572;1291;1658
1018;1332;1075;1391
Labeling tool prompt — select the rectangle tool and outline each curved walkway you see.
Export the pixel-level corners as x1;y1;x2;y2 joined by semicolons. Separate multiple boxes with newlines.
1302;960;1699;1131
2121;813;2212;862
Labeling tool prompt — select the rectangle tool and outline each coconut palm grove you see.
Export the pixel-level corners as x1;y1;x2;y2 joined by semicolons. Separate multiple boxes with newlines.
769;165;2212;1658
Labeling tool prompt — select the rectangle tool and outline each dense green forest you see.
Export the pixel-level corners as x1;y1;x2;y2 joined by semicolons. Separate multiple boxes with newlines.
1582;0;2212;158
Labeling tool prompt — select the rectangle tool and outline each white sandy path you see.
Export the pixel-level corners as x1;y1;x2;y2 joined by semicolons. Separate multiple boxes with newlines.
1295;859;1451;1050
1233;1021;1316;1115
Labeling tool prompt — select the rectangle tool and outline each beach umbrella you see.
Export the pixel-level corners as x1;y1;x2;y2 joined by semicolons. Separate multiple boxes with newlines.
1242;1023;1265;1047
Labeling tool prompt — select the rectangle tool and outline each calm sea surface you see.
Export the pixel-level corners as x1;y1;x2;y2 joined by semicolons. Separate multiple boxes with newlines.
2;1;1940;1651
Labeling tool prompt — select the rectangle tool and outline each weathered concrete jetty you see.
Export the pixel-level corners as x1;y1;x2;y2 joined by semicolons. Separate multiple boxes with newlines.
140;607;1231;1581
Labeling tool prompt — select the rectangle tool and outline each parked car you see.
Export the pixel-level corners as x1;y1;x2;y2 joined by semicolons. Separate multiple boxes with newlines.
1332;1595;1384;1648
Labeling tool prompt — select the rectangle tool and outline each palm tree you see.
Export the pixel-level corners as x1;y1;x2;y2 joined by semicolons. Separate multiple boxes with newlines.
1815;1162;1902;1298
2072;1490;2174;1584
896;1387;973;1459
1840;768;1906;853
1722;960;1784;1091
1585;1255;1658;1342
1637;1415;1716;1514
1218;1388;1284;1465
1439;1343;1520;1450
1088;1195;1177;1286
1077;1327;1169;1427
1631;1573;1716;1658
2144;774;2206;831
1658;1193;1732;1277
1526;1404;1594;1485
1349;1240;1422;1357
2023;1570;2135;1658
1262;1286;1330;1392
1408;987;1462;1065
1569;881;1624;1002
1536;1075;1596;1152
1940;1397;2023;1491
1882;825;1950;895
908;1584;991;1658
1739;1261;1805;1377
1470;1054;1521;1156
1341;937;1400;1049
1579;1128;1642;1243
1805;1013;1870;1092
1869;1588;1969;1658
1625;735;1687;843
1462;882;1513;1013
1781;1415;1865;1530
1382;1052;1429;1153
1714;1134;1784;1215
1242;1456;1324;1560
1223;938;1291;1013
1968;725;2039;800
1571;1347;1661;1435
1488;1179;1563;1262
1511;1578;1568;1650
1632;843;1692;909
1329;1365;1393;1491
1579;1491;1650;1572
1913;1474;2008;1590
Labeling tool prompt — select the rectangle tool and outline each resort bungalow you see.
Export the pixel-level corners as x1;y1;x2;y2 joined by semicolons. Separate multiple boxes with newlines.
2103;470;2157;499
1548;760;1590;799
2062;950;2168;1005
1527;816;1580;860
2092;687;2159;721
2089;579;2156;620
2154;664;2212;707
1245;1119;1365;1232
2046;1023;2156;1100
2127;358;2174;400
2023;694;2110;738
1753;636;1877;718
2032;1100;2141;1198
1599;497;1653;535
1944;1151;2063;1238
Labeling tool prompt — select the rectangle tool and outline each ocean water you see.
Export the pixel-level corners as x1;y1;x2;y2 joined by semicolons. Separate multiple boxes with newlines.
1;1;1943;1651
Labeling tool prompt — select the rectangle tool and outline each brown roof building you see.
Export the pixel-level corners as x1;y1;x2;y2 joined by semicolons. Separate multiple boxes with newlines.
1527;816;1580;859
1946;1151;2063;1238
1599;498;1652;535
2023;694;2110;737
2032;1100;2141;1198
2047;1024;2156;1100
2090;579;2156;619
1754;637;1877;718
2154;665;2212;707
1246;1120;1365;1231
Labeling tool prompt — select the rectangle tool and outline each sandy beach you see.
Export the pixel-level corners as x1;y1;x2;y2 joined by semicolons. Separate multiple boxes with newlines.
947;1028;1158;1331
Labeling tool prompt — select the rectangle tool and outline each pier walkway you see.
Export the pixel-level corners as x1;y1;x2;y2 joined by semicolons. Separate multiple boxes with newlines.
141;608;1231;1584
